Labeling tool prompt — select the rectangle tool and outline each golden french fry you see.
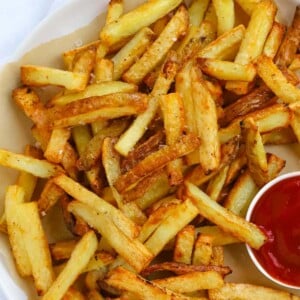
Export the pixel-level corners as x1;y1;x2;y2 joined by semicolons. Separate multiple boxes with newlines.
206;166;229;202
153;270;224;293
100;0;182;47
234;0;261;15
21;65;89;91
185;182;267;249
188;0;210;27
192;234;213;266
212;0;234;36
42;231;98;300
256;54;300;104
72;48;96;76
50;240;77;262
94;58;113;83
122;5;188;84
173;225;195;264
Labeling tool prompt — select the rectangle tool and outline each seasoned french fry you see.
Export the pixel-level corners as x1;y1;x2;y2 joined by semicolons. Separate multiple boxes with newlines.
100;0;182;47
185;182;267;249
192;234;213;266
122;5;188;84
21;65;89;91
42;231;98;300
212;0;234;36
256;54;300;104
173;225;195;264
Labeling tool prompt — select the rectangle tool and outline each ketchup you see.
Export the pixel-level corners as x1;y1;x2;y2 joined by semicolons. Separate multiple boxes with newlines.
250;176;300;286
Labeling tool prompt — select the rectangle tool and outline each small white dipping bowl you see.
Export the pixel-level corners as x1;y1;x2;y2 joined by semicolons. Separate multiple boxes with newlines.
246;171;300;290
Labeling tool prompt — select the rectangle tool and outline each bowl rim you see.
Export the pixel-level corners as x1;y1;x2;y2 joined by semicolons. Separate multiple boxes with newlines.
245;171;300;290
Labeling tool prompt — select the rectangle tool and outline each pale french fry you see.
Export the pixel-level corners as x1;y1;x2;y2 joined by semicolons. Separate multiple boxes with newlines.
160;93;184;185
5;185;32;277
226;0;276;94
208;283;300;300
212;0;234;36
115;51;178;156
18;201;55;295
105;0;124;24
100;0;182;47
50;81;137;106
21;65;89;91
192;234;213;266
276;6;300;67
256;54;300;104
112;27;155;80
0;149;61;178
198;24;245;60
173;225;195;264
196;226;240;246
263;22;286;59
190;65;220;172
197;58;256;81
114;134;200;193
68;201;153;272
83;251;115;273
44;128;71;164
42;231;98;300
241;117;268;187
203;2;218;35
53;174;139;239
122;5;188;84
185;182;267;249
153;271;224;293
144;199;199;256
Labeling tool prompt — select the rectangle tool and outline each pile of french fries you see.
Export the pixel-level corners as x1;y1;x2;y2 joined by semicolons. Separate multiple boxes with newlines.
1;0;300;299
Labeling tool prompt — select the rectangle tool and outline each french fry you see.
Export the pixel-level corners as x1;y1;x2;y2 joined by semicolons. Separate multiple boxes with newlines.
53;174;139;239
122;5;188;84
72;48;96;76
208;283;300;300
173;225;195;264
68;201;153;272
153;270;224;293
276;6;300;67
226;0;276;94
234;0;261;15
105;0;124;25
0;149;61;178
212;0;234;36
188;0;210;27
112;27;155;80
94;58;113;83
262;127;297;145
256;54;300;104
160;93;185;185
185;182;267;249
62;287;86;300
44;128;71;164
197;58;256;81
206;166;229;202
21;65;89;91
114;134;200;193
192;234;213;266
50;240;77;262
50;81;138;106
18;201;55;295
42;231;98;300
263;22;286;59
100;0;182;47
198;24;245;60
5;185;32;277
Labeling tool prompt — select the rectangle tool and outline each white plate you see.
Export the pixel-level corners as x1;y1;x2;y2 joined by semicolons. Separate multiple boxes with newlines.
0;0;300;299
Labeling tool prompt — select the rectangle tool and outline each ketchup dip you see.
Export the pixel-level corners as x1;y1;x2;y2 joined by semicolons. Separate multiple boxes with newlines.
246;172;300;288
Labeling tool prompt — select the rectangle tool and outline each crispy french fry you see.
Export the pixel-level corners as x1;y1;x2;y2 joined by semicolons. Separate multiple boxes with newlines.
72;48;96;76
198;24;245;60
192;234;213;266
206;166;229;202
122;5;188;84
256;54;300;104
21;65;89;91
50;240;77;262
42;231;98;300
94;58;113;83
185;182;267;249
100;0;182;47
212;0;234;36
153;270;224;293
208;283;300;300
173;225;195;264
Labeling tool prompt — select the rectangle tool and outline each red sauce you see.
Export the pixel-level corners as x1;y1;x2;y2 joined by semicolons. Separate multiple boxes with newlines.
250;176;300;286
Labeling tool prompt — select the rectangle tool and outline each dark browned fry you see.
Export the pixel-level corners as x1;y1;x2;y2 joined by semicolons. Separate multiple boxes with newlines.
141;262;232;277
276;6;300;67
220;84;275;127
114;133;200;193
